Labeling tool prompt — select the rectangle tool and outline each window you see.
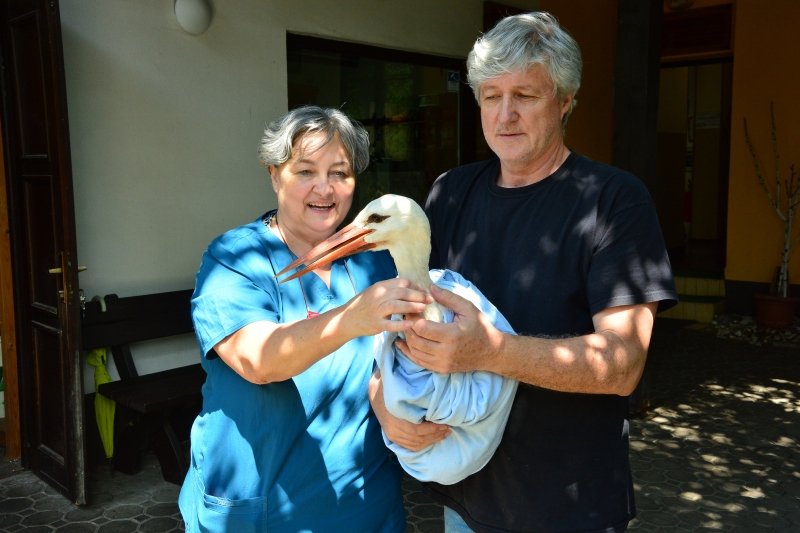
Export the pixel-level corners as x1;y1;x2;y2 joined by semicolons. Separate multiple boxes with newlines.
287;34;481;216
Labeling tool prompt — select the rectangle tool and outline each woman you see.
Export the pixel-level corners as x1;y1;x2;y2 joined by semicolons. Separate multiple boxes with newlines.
179;106;446;532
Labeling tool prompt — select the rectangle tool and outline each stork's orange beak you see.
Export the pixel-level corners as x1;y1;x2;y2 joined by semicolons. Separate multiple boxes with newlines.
275;223;377;283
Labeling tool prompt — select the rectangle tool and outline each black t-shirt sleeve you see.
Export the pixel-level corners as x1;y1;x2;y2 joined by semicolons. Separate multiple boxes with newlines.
587;173;678;314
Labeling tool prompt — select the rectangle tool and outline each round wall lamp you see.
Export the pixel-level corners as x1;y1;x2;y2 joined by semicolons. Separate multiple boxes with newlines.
175;0;213;35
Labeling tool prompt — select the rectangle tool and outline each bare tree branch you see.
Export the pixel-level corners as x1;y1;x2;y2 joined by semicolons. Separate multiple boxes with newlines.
743;102;799;297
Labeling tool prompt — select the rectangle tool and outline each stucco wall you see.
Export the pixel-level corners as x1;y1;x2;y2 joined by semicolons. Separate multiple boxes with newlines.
726;0;800;285
59;0;539;381
61;0;541;301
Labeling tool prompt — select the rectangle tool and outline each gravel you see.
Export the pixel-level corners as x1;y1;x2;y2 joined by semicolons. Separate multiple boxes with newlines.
712;313;800;347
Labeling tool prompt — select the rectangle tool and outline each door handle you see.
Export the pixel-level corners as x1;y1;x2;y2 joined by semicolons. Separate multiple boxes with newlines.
48;261;87;303
47;266;87;274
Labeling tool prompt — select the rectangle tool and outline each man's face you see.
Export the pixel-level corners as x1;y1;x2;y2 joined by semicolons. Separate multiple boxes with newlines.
479;64;573;175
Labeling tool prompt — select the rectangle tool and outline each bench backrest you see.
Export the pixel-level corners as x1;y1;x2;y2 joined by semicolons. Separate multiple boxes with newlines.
81;289;194;380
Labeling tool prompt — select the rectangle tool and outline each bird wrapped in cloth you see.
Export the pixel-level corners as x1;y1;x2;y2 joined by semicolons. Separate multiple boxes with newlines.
277;194;518;485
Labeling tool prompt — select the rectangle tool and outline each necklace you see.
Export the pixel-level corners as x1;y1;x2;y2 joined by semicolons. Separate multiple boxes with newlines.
266;210;357;319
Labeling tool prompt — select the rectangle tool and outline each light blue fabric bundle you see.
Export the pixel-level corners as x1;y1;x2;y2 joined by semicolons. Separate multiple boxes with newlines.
376;269;519;485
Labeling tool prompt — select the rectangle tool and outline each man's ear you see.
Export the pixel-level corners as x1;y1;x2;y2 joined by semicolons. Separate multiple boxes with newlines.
560;94;574;120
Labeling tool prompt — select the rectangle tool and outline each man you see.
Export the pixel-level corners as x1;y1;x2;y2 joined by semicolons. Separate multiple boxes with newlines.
371;11;677;533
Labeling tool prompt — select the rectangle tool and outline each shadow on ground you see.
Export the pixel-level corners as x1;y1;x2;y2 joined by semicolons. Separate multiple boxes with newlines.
628;319;800;531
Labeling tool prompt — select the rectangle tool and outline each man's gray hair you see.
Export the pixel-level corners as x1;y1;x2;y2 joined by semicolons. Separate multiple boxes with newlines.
257;105;370;174
467;12;582;124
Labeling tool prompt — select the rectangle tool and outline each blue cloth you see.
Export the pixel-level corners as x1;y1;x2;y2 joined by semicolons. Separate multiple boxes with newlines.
376;269;519;485
179;213;405;533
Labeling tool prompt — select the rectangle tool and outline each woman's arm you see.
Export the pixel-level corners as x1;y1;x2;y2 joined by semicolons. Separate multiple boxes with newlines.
215;278;432;384
368;370;451;450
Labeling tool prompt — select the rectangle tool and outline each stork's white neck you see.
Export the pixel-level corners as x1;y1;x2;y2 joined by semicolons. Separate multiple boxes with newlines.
388;246;445;323
392;252;432;290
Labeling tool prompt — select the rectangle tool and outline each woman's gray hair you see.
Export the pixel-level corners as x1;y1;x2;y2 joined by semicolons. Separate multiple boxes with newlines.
467;11;582;125
257;105;370;174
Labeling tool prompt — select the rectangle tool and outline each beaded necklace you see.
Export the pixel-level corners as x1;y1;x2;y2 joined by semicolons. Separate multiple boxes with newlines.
264;210;356;319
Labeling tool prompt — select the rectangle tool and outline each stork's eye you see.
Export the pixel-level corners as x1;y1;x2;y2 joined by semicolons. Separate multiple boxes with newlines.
366;214;390;224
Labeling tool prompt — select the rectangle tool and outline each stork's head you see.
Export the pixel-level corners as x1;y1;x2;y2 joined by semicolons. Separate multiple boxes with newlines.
275;194;432;286
350;194;430;252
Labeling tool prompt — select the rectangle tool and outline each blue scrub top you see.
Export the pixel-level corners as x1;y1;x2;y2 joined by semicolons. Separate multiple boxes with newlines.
179;212;404;533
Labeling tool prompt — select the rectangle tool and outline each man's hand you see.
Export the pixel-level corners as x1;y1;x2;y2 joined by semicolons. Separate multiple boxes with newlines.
368;372;450;451
397;285;505;374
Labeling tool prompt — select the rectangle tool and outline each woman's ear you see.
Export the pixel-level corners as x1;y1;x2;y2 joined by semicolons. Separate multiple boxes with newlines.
268;165;279;191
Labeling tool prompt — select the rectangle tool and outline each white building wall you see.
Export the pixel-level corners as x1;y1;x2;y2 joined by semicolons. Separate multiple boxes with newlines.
59;0;537;382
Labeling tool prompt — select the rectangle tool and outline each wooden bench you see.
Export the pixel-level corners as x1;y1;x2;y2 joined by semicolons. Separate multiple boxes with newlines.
81;289;204;484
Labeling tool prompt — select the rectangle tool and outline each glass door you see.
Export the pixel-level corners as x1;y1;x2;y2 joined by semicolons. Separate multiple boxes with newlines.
287;34;481;217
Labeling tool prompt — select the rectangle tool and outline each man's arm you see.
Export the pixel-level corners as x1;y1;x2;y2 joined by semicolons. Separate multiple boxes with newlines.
399;285;657;396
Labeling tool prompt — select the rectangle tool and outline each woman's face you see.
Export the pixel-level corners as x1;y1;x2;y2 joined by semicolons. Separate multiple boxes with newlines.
270;132;356;249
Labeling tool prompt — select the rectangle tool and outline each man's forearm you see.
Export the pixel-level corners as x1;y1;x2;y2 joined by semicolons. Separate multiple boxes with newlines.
489;330;646;396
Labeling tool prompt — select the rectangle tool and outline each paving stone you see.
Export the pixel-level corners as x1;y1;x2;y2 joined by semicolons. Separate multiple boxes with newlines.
58;523;98;532
33;494;75;512
0;514;23;529
139;517;179;532
97;520;138;533
145;502;178;517
150;486;180;503
64;507;104;522
103;504;144;521
13;526;51;533
0;498;31;513
21;510;62;526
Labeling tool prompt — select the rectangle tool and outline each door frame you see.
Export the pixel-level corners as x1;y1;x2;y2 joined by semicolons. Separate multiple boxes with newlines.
0;0;85;503
0;112;21;458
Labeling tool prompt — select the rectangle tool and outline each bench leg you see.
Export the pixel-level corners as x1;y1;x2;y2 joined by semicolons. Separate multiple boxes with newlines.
152;418;189;485
113;409;145;475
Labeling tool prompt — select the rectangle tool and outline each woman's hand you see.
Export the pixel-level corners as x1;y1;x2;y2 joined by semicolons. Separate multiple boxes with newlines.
343;278;433;338
368;371;450;451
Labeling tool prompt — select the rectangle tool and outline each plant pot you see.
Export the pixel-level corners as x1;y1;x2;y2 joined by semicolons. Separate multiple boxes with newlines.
753;292;800;329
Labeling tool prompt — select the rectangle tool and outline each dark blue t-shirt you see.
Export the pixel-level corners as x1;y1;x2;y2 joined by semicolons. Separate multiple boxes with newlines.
424;154;677;533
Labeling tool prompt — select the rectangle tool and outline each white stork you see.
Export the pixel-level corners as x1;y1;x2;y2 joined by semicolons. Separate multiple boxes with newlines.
276;194;519;485
276;193;445;322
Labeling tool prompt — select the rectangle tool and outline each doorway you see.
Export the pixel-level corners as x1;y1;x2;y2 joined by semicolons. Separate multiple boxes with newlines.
0;91;20;469
656;61;732;276
0;0;86;503
656;2;734;277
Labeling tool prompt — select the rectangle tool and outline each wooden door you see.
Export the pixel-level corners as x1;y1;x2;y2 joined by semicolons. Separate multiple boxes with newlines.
0;0;85;504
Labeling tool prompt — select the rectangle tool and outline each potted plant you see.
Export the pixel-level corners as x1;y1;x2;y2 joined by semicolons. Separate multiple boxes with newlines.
743;102;800;328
